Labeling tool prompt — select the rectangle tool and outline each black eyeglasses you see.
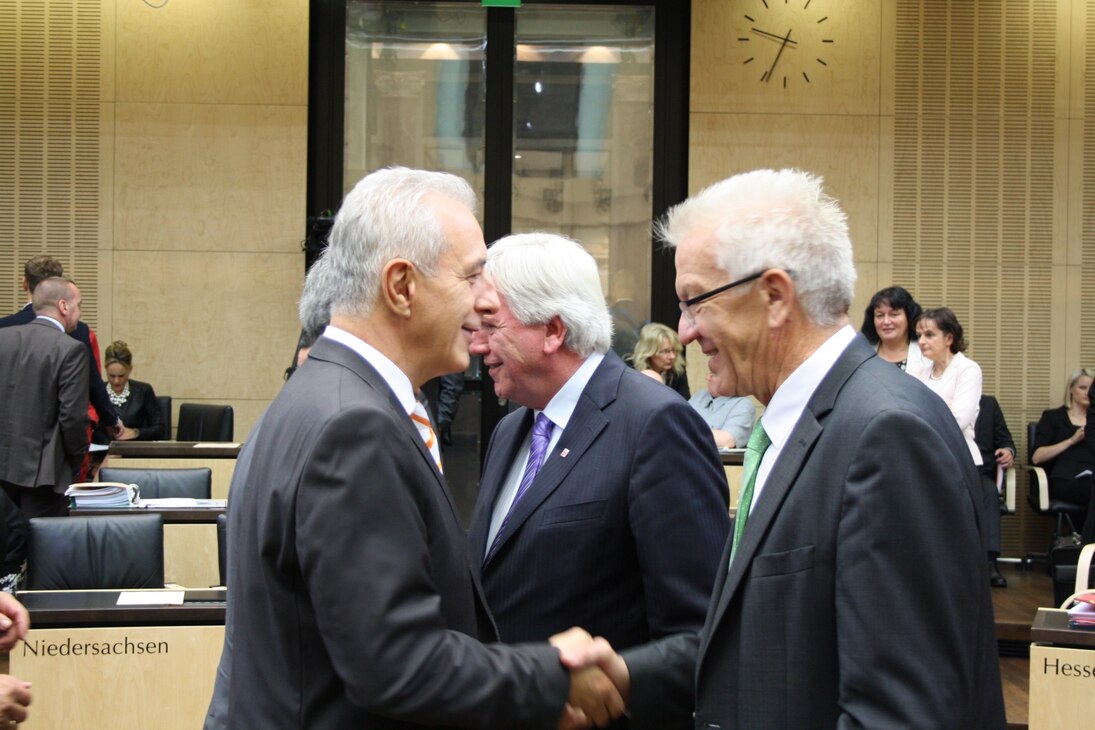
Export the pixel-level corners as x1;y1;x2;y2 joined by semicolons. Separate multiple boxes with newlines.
678;269;794;326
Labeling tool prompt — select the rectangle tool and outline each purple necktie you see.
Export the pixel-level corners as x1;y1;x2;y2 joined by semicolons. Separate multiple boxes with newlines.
486;412;554;562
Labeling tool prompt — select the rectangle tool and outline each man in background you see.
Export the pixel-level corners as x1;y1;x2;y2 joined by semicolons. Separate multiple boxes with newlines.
572;169;1005;728
223;168;621;729
0;277;89;517
0;256;121;445
468;233;729;698
974;394;1016;587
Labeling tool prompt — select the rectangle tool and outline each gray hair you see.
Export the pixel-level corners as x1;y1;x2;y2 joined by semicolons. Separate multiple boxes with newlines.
324;167;478;317
657;169;856;326
486;233;612;358
298;254;335;348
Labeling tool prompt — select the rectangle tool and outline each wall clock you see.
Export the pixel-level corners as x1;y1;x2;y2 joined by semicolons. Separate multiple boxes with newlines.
733;0;835;90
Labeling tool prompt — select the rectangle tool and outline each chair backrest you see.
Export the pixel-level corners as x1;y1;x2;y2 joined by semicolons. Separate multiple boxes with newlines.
157;395;173;438
98;467;212;500
217;513;227;587
27;515;164;590
177;403;234;442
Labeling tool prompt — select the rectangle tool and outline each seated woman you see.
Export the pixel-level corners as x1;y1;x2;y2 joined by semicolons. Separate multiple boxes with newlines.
630;322;689;399
861;285;927;372
911;308;1003;585
1033;368;1095;542
689;379;756;449
93;340;166;442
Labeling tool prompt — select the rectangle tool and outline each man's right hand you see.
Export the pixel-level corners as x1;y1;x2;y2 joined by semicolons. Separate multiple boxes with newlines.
0;674;31;725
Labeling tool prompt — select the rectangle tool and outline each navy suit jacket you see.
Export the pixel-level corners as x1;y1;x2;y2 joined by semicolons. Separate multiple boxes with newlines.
469;351;730;651
622;336;1005;729
0;304;118;427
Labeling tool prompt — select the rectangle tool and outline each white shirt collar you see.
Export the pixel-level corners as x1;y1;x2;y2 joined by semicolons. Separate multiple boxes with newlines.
35;315;64;332
760;325;857;452
321;325;417;416
539;351;605;432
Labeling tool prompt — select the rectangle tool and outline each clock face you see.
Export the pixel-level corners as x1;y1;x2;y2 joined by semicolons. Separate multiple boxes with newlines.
736;0;835;89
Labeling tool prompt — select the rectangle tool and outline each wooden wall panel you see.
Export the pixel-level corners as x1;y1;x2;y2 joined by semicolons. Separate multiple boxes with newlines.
2;0;102;327
113;102;307;254
110;250;302;403
115;0;307;105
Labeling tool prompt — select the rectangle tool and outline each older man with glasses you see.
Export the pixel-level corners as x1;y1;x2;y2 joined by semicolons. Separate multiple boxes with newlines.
565;168;1006;729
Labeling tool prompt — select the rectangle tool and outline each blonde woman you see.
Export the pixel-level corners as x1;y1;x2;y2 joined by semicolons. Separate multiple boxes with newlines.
631;322;689;399
1032;368;1095;536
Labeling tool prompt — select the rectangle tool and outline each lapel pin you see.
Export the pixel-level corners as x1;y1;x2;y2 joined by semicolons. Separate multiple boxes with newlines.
560;448;570;458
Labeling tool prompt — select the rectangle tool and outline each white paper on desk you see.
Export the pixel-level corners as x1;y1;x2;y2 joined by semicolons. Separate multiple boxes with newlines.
193;442;241;449
138;498;226;509
88;443;110;453
116;591;185;606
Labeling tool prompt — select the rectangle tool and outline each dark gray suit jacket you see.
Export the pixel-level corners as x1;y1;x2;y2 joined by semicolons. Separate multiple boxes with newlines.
0;319;89;490
469;351;730;650
227;336;569;729
623;335;1006;729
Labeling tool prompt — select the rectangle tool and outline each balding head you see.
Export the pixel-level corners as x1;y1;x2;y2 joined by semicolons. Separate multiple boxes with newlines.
32;277;81;333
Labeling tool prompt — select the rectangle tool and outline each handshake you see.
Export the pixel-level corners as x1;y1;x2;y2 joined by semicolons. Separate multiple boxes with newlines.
549;628;630;729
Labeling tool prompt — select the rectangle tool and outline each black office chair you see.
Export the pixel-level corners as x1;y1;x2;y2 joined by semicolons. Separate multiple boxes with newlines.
176;403;234;442
26;515;164;590
1024;421;1087;568
157;395;173;438
98;467;211;500
217;513;227;587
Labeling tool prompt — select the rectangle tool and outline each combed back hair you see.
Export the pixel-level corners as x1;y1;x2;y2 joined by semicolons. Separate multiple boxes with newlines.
860;286;922;345
631;322;685;377
916;307;967;354
31;277;76;313
324;167;478;317
104;341;133;369
486;233;613;358
298;254;335;348
656;168;856;326
1063;367;1095;407
25;255;63;292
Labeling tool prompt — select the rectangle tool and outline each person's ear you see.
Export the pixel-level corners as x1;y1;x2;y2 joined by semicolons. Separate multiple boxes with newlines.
542;315;568;355
761;269;796;329
381;259;416;317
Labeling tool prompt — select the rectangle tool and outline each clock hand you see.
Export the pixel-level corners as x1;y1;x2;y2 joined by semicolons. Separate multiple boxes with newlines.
751;27;799;46
763;28;792;83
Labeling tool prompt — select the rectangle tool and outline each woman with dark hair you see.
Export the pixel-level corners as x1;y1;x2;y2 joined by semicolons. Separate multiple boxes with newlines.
912;308;1004;584
861;286;926;372
631;322;689;399
93;340;165;442
912;308;981;465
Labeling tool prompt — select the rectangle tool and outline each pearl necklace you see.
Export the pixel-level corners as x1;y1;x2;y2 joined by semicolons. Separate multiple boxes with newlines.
109;381;130;408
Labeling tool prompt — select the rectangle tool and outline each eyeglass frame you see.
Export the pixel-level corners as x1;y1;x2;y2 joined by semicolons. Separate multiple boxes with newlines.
678;269;794;325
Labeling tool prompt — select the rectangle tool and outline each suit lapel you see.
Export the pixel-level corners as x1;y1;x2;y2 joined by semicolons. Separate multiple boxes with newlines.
480;354;621;568
697;336;875;666
467;409;533;561
308;337;459;520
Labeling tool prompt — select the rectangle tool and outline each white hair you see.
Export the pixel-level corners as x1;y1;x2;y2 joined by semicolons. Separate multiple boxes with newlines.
486;233;613;358
324;167;477;317
298;254;334;346
657;169;856;326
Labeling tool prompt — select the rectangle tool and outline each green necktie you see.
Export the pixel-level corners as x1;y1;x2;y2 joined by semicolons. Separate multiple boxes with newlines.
730;421;771;564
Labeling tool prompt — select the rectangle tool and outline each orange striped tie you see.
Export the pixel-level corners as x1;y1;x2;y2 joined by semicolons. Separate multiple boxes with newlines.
411;402;443;473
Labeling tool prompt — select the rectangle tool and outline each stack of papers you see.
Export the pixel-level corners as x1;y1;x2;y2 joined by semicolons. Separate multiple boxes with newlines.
64;482;138;508
1068;592;1095;630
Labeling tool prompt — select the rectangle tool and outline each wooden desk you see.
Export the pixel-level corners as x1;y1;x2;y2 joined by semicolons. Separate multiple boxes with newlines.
6;590;225;730
69;508;225;588
1028;608;1095;729
104;442;239;500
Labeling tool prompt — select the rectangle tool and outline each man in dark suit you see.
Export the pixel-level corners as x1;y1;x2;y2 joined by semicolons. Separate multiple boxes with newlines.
974;394;1016;587
570;169;1005;728
0;256;121;441
223;167;622;729
467;233;729;664
0;277;89;517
